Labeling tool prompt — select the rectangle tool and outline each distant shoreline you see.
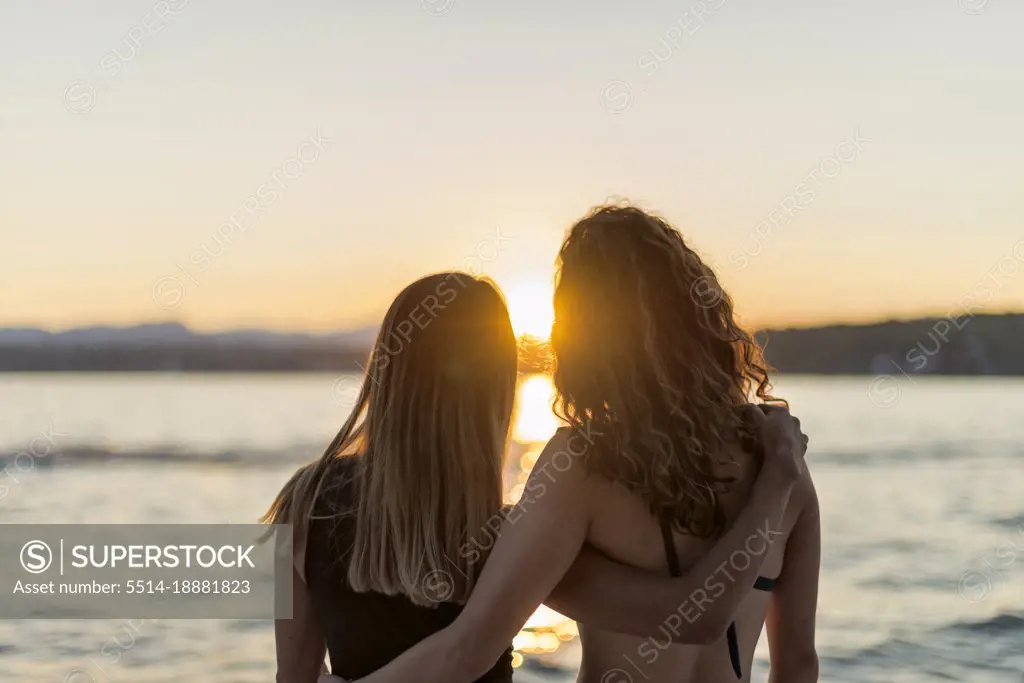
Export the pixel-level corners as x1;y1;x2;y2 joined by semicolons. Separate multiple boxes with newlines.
3;370;1022;377
2;313;1021;376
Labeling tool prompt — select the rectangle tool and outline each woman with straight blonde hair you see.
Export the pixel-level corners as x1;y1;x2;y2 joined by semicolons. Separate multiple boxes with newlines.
270;270;808;683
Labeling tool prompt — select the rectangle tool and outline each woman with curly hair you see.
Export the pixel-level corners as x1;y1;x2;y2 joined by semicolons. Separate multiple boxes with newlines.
312;207;819;683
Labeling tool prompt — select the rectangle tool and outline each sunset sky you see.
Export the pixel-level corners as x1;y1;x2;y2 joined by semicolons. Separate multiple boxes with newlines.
2;1;1022;333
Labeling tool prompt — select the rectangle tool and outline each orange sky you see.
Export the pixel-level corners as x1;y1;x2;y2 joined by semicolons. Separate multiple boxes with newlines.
3;1;1022;332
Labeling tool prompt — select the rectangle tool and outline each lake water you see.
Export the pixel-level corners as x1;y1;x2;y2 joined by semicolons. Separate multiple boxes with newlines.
0;374;1022;683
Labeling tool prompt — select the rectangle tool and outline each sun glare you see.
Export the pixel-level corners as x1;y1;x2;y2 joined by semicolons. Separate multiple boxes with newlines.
512;374;560;443
501;278;555;340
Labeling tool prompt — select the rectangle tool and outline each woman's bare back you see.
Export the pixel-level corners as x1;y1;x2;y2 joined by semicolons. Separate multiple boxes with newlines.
577;445;814;683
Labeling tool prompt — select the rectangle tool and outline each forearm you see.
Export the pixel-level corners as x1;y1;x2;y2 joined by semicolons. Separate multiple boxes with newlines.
545;468;793;644
353;618;493;683
545;544;668;627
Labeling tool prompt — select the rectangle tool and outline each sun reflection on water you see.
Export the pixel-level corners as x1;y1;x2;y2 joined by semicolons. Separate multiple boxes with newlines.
508;374;578;669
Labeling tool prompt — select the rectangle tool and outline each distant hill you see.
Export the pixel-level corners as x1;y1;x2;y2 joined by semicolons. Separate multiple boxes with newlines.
1;314;1021;375
755;313;1024;376
0;324;380;372
0;323;379;349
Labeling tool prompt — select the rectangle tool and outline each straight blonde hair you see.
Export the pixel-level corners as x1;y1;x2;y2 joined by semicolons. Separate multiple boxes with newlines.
262;272;518;606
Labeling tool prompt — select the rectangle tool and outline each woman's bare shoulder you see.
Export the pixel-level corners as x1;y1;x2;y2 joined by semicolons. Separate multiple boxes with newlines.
536;427;587;465
520;428;597;502
532;428;641;527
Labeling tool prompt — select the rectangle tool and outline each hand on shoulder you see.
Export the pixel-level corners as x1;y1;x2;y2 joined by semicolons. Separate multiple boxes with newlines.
740;403;808;484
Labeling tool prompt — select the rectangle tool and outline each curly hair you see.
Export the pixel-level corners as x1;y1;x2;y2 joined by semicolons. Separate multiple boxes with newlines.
551;204;783;538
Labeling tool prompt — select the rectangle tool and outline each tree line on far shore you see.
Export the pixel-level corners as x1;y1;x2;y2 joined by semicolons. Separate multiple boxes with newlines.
1;314;1021;376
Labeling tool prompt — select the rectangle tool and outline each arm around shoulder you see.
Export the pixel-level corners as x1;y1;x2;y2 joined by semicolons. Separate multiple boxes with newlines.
349;429;595;683
546;462;796;645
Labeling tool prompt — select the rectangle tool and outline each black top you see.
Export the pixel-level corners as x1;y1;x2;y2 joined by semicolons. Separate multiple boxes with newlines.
304;455;514;682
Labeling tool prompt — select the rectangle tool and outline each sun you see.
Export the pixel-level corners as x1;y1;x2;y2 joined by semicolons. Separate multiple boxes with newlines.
501;278;555;340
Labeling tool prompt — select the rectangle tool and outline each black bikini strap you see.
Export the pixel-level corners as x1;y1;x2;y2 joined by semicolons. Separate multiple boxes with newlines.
727;622;743;678
662;516;770;680
727;577;775;679
659;518;682;577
